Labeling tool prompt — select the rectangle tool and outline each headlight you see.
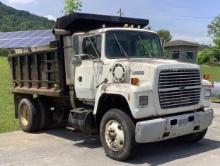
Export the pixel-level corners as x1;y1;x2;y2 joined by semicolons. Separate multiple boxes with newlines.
139;96;148;106
203;86;211;98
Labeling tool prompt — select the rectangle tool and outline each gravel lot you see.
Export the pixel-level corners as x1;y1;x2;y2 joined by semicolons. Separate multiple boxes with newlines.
0;104;219;166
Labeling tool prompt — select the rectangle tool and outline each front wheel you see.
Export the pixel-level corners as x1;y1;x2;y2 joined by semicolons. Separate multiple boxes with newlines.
100;109;136;161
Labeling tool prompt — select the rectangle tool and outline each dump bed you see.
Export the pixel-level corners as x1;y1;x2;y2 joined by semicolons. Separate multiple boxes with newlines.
8;47;67;96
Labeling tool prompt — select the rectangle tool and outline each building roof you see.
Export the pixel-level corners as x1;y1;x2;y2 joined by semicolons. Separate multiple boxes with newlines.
165;40;200;47
0;29;55;49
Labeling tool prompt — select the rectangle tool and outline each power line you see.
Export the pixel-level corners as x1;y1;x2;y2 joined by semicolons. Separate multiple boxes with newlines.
117;8;124;17
126;10;216;20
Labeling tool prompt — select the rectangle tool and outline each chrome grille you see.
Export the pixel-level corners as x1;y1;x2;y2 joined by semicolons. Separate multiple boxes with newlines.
159;69;201;109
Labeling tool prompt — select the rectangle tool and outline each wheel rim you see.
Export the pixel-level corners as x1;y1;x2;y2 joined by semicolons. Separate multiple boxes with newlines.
20;104;30;127
105;120;125;152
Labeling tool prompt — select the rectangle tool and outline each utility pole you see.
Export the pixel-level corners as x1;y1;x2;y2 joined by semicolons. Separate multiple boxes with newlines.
117;8;124;17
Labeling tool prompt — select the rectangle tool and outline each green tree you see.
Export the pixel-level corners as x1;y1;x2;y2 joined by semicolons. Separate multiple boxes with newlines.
197;48;213;64
215;37;220;48
64;0;82;15
197;47;220;64
0;2;55;32
208;15;220;43
157;29;172;42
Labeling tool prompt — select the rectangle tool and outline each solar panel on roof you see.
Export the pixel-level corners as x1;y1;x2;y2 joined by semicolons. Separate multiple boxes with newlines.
37;38;53;46
0;29;55;49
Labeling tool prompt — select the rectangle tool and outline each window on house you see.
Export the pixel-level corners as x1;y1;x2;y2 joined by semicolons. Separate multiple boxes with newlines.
186;52;194;60
172;51;179;59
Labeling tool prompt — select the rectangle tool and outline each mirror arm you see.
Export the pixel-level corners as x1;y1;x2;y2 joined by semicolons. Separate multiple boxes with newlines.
160;39;165;53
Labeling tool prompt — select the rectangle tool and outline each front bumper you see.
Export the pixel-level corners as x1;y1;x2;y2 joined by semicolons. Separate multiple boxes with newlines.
135;108;213;143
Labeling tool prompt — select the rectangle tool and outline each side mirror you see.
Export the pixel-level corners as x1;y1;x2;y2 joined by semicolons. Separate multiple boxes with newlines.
72;55;82;65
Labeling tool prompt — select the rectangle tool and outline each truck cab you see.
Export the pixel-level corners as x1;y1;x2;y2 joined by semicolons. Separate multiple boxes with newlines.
10;13;213;161
64;26;212;117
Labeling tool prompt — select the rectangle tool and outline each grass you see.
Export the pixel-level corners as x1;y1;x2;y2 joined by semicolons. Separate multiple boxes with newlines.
200;64;220;82
0;57;19;133
212;97;220;103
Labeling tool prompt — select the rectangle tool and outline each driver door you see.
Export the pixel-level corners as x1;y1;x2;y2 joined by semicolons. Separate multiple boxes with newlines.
74;35;103;100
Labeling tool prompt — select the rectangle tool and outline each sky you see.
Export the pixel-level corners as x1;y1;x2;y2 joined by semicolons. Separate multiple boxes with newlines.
1;0;220;45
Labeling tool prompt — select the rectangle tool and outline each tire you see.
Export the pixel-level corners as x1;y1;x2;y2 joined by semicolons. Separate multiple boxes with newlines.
179;129;207;143
34;99;51;130
100;109;136;161
18;98;39;133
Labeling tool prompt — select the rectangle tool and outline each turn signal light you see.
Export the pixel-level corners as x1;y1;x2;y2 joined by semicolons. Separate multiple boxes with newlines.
203;74;210;80
131;78;140;85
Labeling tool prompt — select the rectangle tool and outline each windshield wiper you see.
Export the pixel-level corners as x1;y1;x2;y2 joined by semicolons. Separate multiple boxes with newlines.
88;37;101;58
113;34;128;57
137;35;152;58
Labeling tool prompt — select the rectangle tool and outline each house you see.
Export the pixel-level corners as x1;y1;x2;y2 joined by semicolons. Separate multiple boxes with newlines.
165;40;200;63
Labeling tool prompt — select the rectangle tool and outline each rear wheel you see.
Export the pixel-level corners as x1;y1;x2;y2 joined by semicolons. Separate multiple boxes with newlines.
179;129;207;142
18;98;39;132
34;99;51;130
100;109;136;161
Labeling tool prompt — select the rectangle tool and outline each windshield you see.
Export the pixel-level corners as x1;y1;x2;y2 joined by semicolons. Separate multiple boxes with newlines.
105;30;163;59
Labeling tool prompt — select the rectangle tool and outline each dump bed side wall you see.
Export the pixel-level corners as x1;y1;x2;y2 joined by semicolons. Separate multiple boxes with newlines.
9;48;67;97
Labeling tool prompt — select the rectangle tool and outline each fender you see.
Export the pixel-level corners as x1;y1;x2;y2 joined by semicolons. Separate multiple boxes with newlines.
94;83;131;115
93;83;155;119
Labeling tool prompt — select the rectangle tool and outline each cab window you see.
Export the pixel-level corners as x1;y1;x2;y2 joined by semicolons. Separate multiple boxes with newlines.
82;35;102;58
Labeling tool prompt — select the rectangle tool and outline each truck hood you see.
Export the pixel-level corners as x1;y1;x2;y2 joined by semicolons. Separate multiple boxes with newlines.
120;58;200;83
104;58;202;117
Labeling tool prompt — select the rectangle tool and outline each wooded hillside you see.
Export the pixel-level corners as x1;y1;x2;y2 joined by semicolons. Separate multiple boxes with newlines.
0;1;55;32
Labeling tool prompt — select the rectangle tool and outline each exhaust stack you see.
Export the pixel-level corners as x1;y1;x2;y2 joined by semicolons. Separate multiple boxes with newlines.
52;29;71;36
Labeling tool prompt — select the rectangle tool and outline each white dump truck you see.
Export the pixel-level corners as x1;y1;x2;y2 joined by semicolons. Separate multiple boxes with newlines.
9;13;213;161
